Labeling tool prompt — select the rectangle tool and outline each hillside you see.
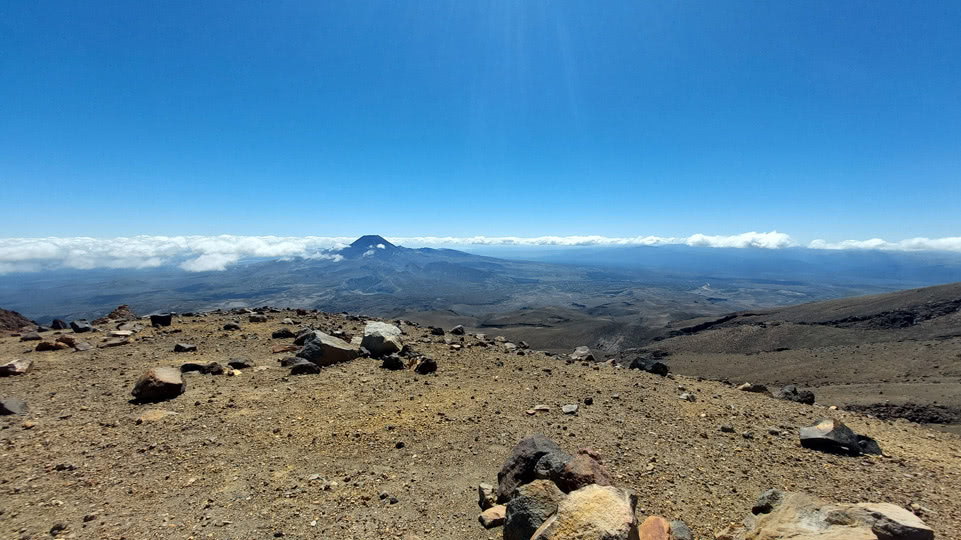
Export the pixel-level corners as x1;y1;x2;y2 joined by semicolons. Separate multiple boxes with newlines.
1;308;959;539
649;282;961;430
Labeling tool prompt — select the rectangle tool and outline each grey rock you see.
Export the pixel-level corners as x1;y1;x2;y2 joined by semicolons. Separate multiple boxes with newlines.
70;319;92;333
799;418;861;456
173;343;197;353
449;324;465;335
670;520;693;540
504;480;566;540
361;321;403;357
0;397;29;415
774;384;815;405
571;346;594;362
296;331;361;366
413;357;437;375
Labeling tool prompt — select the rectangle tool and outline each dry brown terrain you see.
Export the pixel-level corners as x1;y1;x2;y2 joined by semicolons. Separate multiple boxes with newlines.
2;310;960;539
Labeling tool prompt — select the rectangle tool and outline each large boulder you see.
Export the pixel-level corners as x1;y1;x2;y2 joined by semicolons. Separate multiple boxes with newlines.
571;346;595;362
504;480;566;540
150;313;173;327
497;434;571;503
70;319;92;333
50;319;68;330
731;489;933;540
774;384;815;405
296;331;361;367
800;418;879;456
0;358;32;376
131;367;186;402
531;484;639;540
360;321;403;357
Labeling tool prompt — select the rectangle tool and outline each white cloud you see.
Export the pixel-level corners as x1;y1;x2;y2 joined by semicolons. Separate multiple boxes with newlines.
1;231;959;274
387;231;795;249
808;237;961;252
0;235;351;274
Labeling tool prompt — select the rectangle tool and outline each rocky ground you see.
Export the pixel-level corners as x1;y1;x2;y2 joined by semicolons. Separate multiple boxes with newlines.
1;308;960;539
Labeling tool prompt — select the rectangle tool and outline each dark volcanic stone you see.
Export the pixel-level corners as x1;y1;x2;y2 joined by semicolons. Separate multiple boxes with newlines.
70;320;92;333
150;314;173;327
774;384;815;405
289;359;321;375
799;418;861;455
131;367;185;402
496;434;567;503
429;327;444;336
272;328;296;339
20;332;42;341
551;448;613;492
449;325;465;335
50;319;68;330
0;397;29;415
413;357;437;375
381;354;405;370
629;357;670;376
173;343;197;353
296;331;360;366
503;480;565;540
223;322;241;331
228;357;255;369
857;434;882;455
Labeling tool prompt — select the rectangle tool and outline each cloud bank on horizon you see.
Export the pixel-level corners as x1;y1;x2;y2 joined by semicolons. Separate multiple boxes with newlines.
0;232;959;274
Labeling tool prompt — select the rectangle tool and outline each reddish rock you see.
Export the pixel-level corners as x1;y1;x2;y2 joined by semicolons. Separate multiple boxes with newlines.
479;505;507;529
272;344;299;354
132;367;186;402
553;448;613;493
637;515;670;540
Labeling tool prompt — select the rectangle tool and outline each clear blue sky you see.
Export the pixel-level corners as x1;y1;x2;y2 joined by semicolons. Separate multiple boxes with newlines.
2;1;959;241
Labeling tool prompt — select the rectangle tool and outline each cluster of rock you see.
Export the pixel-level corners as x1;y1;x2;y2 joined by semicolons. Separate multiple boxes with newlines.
717;488;933;539
478;434;690;539
737;381;816;405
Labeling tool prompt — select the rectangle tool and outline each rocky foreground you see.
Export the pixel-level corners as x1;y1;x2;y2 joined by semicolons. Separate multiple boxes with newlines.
1;307;959;539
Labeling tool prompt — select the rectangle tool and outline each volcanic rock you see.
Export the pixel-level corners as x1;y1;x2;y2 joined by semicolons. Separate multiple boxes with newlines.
800;418;863;455
228;357;255;369
0;358;32;376
93;304;138;325
50;319;68;330
737;382;771;394
0;308;34;332
70;320;92;333
20;332;42;341
504;479;566;540
497;434;568;502
271;328;296;339
223;322;241;331
530;484;639;540
249;314;268;323
173;343;197;353
150;314;173;327
571;346;595;362
413;357;437;375
361;321;403;357
629;357;670;376
736;489;933;540
552;448;613;493
131;367;186;402
450;324;465;335
289;359;321;375
774;384;815;405
479;504;507;529
637;515;670;540
296;331;361;367
0;397;29;415
478;483;497;510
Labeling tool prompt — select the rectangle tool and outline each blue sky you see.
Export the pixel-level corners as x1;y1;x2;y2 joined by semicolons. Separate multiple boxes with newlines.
2;1;959;241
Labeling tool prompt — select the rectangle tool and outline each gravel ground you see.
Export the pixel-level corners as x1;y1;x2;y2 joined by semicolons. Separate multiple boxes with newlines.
1;310;959;539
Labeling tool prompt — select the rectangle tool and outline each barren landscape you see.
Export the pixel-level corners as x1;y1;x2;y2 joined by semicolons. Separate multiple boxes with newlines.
2;307;959;539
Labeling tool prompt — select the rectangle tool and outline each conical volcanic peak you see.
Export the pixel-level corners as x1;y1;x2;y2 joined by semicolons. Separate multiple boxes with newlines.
350;235;395;249
339;235;399;258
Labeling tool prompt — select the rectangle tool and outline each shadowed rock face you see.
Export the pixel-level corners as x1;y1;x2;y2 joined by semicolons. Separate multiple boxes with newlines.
497;435;570;503
296;331;360;366
723;489;935;540
131;367;185;402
